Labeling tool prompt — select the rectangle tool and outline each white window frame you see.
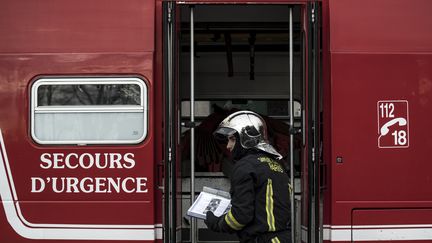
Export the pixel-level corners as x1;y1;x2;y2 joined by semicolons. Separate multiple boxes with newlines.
31;77;148;145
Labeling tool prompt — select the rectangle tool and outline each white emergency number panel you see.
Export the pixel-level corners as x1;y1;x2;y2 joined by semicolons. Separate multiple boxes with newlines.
377;100;409;148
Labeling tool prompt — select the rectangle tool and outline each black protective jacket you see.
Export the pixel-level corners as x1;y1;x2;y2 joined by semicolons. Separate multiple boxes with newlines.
206;151;291;243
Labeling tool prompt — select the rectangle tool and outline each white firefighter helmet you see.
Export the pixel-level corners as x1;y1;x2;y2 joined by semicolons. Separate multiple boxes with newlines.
214;110;282;159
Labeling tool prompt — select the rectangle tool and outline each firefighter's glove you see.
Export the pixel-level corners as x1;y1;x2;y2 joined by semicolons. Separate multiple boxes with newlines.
205;211;221;232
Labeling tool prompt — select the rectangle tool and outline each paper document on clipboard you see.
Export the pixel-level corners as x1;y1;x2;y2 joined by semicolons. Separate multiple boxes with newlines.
186;187;231;220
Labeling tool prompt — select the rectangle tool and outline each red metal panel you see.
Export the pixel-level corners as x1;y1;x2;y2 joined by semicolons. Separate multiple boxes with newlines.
0;0;154;53
329;0;432;52
331;52;432;222
352;209;432;242
0;0;157;242
353;209;432;226
328;3;432;240
0;52;156;242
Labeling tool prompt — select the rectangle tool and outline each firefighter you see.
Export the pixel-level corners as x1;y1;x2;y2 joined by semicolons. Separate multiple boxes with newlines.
205;110;292;243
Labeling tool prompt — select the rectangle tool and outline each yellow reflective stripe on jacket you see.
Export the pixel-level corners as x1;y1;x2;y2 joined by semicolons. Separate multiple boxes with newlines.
271;236;281;243
224;210;244;230
266;179;276;231
288;182;293;196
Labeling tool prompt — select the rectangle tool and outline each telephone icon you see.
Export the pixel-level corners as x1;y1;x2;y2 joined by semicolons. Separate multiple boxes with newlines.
380;117;407;136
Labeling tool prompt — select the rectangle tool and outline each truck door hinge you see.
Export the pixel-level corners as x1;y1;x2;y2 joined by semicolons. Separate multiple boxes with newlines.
168;147;172;163
312;147;315;162
167;6;172;23
311;8;315;23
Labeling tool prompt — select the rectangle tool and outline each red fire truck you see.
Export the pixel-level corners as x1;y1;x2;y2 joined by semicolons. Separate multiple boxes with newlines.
0;0;431;242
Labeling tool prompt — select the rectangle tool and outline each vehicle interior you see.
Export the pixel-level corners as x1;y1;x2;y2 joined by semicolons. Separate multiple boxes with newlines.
167;4;312;242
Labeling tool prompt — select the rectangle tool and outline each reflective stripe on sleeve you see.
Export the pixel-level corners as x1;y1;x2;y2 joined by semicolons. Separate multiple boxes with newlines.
271;236;281;243
288;182;293;196
266;179;276;232
224;210;244;230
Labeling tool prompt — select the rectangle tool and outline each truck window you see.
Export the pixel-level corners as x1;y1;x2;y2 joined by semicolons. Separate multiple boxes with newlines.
31;77;148;145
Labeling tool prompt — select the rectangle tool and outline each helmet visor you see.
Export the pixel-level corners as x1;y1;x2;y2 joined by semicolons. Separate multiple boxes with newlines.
214;126;237;136
213;127;236;141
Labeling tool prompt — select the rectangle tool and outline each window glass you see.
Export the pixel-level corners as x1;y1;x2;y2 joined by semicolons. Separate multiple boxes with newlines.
31;77;147;145
37;84;141;106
